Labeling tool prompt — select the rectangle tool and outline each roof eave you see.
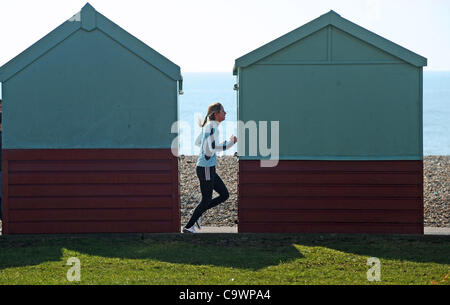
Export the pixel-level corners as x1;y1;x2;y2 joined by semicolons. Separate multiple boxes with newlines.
234;11;331;70
95;11;182;81
0;3;182;83
0;20;81;82
331;14;427;67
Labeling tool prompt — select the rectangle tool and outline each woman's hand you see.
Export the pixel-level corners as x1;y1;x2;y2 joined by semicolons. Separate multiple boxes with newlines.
230;135;238;144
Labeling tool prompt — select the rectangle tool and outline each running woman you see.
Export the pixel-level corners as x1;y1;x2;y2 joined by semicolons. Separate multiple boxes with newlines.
182;102;237;233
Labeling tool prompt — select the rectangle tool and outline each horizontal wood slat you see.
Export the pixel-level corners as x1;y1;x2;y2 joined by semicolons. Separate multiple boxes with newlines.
9;208;173;222
3;149;176;161
239;197;422;210
9;160;172;172
240;160;422;172
239;184;421;198
240;209;420;223
237;222;423;234
8;221;175;234
8;196;174;210
239;172;422;185
9;184;173;197
9;171;172;184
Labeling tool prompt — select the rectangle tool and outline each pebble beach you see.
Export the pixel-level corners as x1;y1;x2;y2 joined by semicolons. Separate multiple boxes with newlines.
423;156;450;227
180;155;449;228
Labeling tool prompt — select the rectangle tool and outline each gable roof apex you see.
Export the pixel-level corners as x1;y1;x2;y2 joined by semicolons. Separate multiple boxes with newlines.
81;2;96;31
0;3;181;82
326;10;340;16
233;10;427;74
83;2;95;10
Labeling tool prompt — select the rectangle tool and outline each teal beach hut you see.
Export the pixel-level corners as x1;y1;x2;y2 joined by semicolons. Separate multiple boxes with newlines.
0;3;182;234
234;11;427;234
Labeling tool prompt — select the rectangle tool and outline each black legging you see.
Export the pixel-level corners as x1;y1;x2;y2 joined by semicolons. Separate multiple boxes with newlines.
185;166;229;229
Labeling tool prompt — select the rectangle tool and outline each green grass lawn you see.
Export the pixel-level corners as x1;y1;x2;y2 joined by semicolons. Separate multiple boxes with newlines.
0;232;449;285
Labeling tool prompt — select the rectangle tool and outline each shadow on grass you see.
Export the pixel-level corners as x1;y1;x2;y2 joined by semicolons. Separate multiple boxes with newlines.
0;233;449;271
0;233;303;271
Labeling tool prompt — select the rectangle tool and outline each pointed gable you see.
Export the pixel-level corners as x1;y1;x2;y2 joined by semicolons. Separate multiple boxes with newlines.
233;10;427;74
0;3;181;82
258;27;329;63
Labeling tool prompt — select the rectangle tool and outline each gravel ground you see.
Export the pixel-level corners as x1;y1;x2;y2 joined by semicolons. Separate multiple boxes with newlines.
180;155;450;228
424;156;450;227
180;155;238;227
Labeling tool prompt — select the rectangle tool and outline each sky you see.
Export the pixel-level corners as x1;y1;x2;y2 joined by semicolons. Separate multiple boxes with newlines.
0;0;449;73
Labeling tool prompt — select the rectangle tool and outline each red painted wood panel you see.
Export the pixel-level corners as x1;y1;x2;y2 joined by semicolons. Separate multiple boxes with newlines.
171;152;181;233
8;159;172;172
240;209;421;223
3;149;174;160
9;208;173;222
2;156;9;235
9;171;173;184
239;172;422;185
9;184;173;197
8;221;175;234
2;149;180;234
8;196;174;209
240;197;422;210
238;160;423;234
238;223;422;234
239;184;421;197
240;160;422;172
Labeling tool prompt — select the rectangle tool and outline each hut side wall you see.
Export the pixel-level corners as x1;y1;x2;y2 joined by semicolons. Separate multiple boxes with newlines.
237;25;422;160
236;25;424;234
2;28;178;149
238;160;423;234
0;9;182;235
238;63;421;160
2;149;180;234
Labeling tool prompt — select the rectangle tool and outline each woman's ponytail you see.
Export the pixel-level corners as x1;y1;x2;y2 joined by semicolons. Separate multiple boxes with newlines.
197;102;222;127
197;115;208;127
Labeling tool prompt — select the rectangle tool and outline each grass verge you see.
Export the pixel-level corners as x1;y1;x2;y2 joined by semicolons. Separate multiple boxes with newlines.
0;232;449;285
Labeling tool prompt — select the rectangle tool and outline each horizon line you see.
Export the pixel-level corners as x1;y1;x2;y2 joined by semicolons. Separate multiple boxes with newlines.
180;69;450;73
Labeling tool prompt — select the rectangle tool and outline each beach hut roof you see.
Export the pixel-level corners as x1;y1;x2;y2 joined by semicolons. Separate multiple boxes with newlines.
233;10;427;75
0;3;181;82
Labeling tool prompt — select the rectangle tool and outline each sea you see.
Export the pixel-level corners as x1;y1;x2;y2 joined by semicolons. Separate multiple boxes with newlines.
0;71;448;156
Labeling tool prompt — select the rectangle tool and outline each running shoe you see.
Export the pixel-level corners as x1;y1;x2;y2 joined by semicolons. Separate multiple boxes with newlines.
182;227;196;234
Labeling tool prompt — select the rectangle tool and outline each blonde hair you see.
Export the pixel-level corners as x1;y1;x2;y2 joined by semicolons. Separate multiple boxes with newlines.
197;102;223;127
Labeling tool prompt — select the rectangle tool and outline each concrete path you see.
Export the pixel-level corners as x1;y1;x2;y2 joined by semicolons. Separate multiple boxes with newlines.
1;223;449;236
194;226;238;233
424;227;450;235
190;226;450;235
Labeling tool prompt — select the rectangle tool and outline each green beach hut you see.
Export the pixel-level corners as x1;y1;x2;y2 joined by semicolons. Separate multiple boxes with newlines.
0;3;182;234
234;11;427;234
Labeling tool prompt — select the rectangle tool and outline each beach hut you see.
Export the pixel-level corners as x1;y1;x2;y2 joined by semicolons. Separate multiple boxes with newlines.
234;11;427;234
0;3;182;234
